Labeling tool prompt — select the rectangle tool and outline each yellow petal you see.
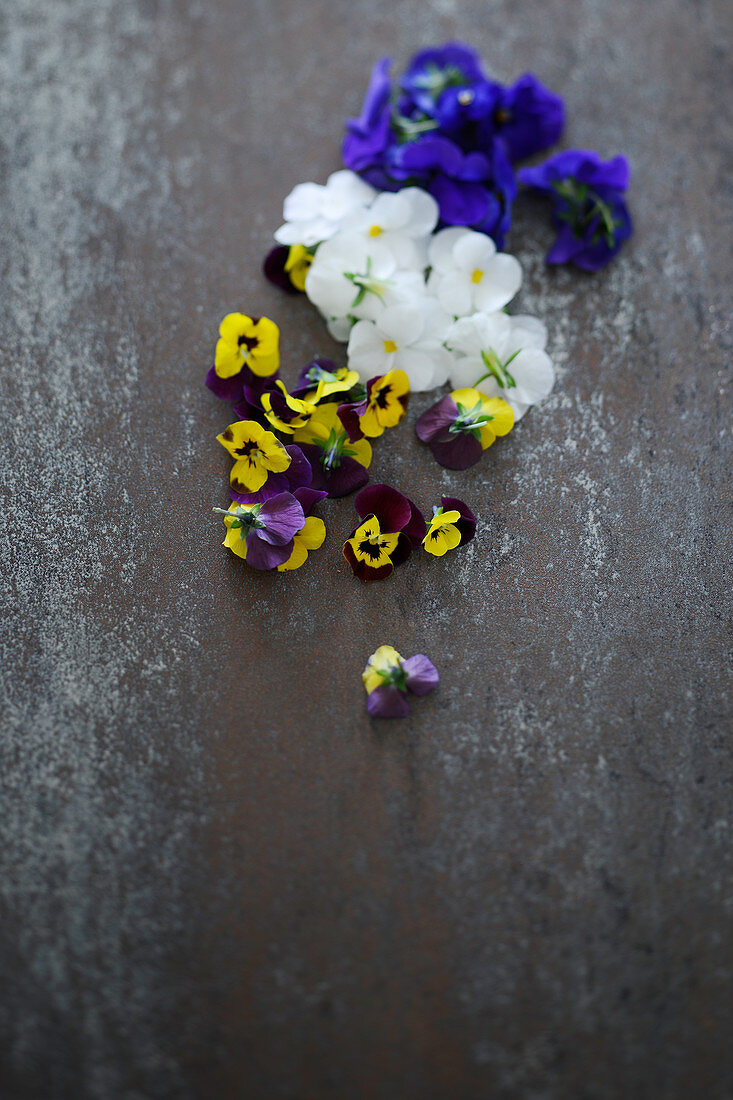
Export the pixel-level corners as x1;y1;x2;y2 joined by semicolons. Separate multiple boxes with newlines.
247;350;279;378
297;516;326;550
223;526;248;559
214;337;243;379
230;458;268;493
350;437;373;468
479;395;514;436
219;312;253;343
277;537;308;571
251;316;280;356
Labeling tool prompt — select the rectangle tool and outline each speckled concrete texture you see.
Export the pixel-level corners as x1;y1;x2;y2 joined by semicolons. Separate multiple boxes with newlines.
0;0;731;1097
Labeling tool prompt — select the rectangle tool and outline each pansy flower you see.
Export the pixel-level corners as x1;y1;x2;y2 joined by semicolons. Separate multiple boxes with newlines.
277;487;328;572
231;372;280;425
518;150;632;271
293;402;372;497
229;443;313;506
216;492;305;571
415;387;514;470
423;496;476;557
213;313;280;386
292;358;360;402
217;419;291;494
261;380;322;434
274;169;377;248
362;644;439;718
343;483;426;581
338;369;410;442
492;74;565;163
426;227;522;317
263;244;312;294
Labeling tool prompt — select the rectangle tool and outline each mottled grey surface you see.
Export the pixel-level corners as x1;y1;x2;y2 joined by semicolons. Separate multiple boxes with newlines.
0;0;731;1097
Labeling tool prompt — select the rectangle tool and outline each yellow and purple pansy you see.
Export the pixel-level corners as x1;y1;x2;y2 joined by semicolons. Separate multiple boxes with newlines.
343;483;426;581
338;369;410;442
261;380;322;435
362;644;439;718
415;386;514;469
206;314;281;404
263;244;313;294
216;491;307;571
217;419;291;495
293;358;360;402
423;496;476;557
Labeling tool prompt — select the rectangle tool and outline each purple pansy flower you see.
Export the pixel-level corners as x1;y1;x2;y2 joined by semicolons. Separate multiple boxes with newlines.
362;644;439;718
342;484;426;582
492;73;565;163
218;491;305;571
399;42;487;117
518;150;632;271
230;444;313;505
415;388;515;469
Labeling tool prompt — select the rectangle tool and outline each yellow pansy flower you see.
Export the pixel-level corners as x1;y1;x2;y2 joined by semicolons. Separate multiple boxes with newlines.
362;644;404;693
216;419;290;493
423;509;462;557
450;387;514;448
214;313;279;379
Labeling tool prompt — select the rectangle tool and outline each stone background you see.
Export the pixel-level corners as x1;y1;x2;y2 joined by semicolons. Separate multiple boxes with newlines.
0;0;731;1097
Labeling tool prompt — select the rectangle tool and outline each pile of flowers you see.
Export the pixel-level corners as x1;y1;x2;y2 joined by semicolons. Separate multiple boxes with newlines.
205;41;632;716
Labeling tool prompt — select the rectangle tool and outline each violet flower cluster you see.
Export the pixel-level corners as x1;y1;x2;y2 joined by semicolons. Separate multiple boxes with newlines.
342;42;564;246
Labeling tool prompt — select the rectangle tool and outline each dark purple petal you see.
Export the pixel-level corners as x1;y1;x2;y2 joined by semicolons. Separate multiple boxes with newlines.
428;433;483;470
402;655;440;696
263;245;300;295
367;684;411;718
430;176;492;226
258;492;305;544
295;357;341;390
337;400;367;442
244;533;294;570
415;395;459;443
292;485;328;514
389;531;413;568
403;500;427;548
354;483;412;532
298;444;369;497
205;364;246;403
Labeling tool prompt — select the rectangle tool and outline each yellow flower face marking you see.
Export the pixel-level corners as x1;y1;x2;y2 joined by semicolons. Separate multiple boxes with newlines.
423;509;462;557
362;644;404;693
359;369;410;439
383;339;397;354
345;515;400;569
368;224;383;237
214;313;280;379
217;419;291;492
471;268;484;284
277;516;326;571
284;245;312;292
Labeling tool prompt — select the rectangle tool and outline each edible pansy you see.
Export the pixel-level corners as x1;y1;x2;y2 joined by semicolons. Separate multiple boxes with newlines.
338;187;439;268
343;483;426;581
215;492;305;571
217;419;291;494
277;487;328;572
362;644;439;718
261;380;322;434
423;496;476;557
346;303;452;392
518;150;632;271
446;311;554;419
338;369;410;442
263;244;313;294
274;169;376;248
415;387;514;470
207;360;280;407
492;73;565;163
293;401;372;497
426;227;522;317
213;313;280;383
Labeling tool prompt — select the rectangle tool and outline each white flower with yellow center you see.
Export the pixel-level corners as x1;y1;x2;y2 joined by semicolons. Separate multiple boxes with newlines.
339;187;439;268
427;227;523;317
446;311;554;419
274;170;376;248
347;301;453;392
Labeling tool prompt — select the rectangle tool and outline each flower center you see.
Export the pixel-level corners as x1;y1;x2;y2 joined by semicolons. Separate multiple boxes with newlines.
457;89;475;105
478;348;517;390
383;339;397;354
234;439;261;459
471;268;484;284
238;334;259;354
368;224;383;237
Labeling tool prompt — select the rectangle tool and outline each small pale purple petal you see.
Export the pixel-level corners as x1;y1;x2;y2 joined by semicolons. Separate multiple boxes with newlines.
258;493;305;544
367;684;411;718
402;655;439;697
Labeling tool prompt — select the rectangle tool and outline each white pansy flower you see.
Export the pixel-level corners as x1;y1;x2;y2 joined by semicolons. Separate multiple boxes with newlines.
339;187;439;269
347;301;453;392
427;227;523;317
305;232;425;333
446;311;554;419
274;170;376;248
